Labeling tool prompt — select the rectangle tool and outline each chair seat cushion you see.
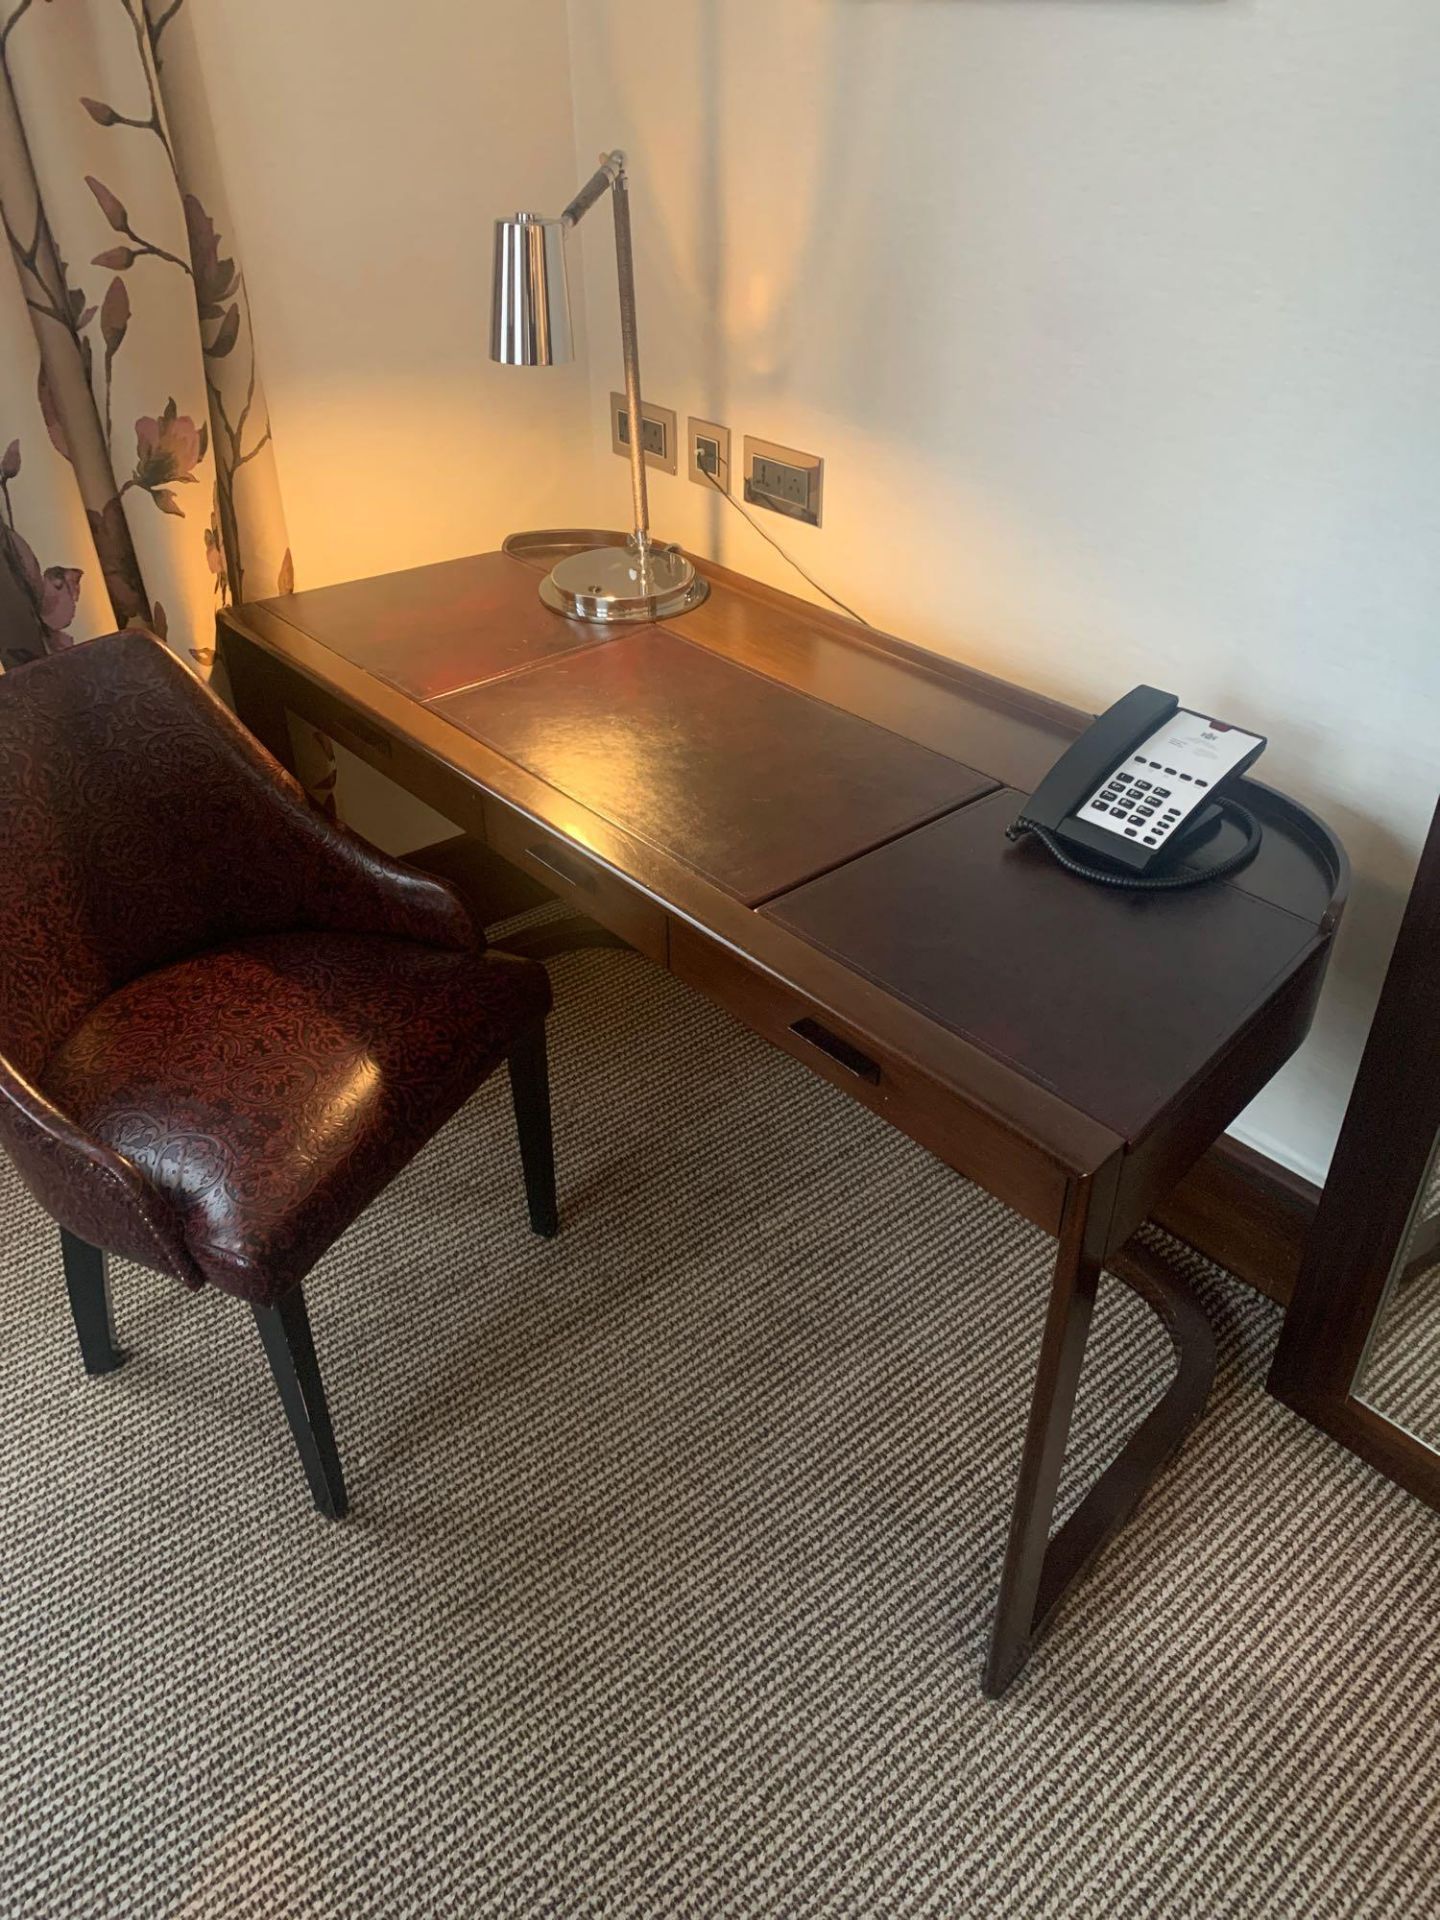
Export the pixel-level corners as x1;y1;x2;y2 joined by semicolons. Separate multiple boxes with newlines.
41;933;551;1304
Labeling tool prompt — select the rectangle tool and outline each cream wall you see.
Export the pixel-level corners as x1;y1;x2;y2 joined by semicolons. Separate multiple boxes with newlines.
188;0;593;849
189;0;591;587
565;0;1440;1184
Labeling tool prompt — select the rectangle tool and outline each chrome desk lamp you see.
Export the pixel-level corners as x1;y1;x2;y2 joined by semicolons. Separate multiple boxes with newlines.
489;151;707;623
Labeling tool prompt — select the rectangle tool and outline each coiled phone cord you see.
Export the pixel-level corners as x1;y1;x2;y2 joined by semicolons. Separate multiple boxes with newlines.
1006;799;1263;891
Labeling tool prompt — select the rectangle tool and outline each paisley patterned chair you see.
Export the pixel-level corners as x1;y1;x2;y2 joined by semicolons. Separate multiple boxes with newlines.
0;630;557;1516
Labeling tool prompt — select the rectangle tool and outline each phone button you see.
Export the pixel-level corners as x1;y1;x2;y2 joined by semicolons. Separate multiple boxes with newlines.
1093;803;1110;812
1124;828;1139;837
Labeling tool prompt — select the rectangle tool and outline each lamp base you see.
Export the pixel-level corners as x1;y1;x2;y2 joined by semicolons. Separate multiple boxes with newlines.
538;543;708;623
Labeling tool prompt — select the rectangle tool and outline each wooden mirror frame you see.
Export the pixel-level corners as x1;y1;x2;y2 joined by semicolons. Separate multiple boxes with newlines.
1268;797;1440;1509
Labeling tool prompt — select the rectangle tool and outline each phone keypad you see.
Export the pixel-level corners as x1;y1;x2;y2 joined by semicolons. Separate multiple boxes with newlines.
1082;758;1205;850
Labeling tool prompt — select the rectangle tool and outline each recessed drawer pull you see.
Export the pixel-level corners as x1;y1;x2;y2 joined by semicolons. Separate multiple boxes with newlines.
525;842;596;893
789;1017;882;1085
333;716;392;758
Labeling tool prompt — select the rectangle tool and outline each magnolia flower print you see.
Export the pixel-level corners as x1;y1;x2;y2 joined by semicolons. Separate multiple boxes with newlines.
135;399;206;484
0;0;280;649
123;397;208;516
28;551;82;637
87;493;151;628
204;489;227;601
0;438;84;663
184;194;239;323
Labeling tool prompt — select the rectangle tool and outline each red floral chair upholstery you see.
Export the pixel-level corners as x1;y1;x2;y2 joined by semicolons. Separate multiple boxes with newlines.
0;630;557;1515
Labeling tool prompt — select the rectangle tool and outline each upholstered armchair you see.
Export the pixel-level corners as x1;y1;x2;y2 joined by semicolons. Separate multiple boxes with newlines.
0;630;557;1515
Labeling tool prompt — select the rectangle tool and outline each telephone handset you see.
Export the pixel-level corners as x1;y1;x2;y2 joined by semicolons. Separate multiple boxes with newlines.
1008;685;1266;889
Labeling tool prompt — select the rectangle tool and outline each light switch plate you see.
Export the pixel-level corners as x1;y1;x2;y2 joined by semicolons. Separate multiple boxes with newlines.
742;435;823;527
688;416;731;493
610;393;677;475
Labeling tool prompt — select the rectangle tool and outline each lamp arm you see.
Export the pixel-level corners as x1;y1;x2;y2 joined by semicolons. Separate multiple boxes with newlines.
558;149;651;555
561;151;625;231
609;167;650;551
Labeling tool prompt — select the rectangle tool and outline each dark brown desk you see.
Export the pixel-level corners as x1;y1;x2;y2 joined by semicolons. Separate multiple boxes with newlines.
218;533;1347;1694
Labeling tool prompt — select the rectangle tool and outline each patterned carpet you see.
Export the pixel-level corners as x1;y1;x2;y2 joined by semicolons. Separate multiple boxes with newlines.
2;937;1437;1918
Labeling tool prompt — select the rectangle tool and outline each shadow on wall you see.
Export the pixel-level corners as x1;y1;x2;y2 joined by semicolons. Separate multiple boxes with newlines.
682;0;1218;459
575;0;1437;1181
602;0;1283;667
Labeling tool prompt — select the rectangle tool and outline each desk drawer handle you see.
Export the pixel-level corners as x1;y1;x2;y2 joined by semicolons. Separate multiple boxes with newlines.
789;1017;881;1085
525;842;596;893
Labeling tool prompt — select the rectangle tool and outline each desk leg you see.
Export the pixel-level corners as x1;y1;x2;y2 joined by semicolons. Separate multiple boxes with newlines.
983;1171;1216;1697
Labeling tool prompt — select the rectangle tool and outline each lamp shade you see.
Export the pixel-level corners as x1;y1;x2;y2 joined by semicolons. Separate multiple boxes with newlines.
490;214;572;366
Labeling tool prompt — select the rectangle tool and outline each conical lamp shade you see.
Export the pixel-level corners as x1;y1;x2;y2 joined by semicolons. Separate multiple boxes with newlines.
490;214;572;366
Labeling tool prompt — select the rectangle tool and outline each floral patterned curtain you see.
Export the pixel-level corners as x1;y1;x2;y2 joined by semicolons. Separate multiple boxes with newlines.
0;0;291;677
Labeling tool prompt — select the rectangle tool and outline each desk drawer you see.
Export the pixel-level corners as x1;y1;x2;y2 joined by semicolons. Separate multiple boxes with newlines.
484;800;668;964
673;919;908;1108
671;921;1068;1234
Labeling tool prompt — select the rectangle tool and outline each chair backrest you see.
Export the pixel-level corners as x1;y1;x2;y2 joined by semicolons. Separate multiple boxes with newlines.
0;634;255;1279
2;633;244;1075
0;628;440;1080
0;629;474;1282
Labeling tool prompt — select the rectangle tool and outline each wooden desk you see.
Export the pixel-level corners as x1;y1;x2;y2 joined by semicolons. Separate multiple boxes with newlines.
218;533;1347;1695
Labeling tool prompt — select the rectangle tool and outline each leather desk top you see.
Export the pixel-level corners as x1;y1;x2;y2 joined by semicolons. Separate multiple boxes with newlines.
434;625;995;905
763;787;1322;1141
264;551;608;702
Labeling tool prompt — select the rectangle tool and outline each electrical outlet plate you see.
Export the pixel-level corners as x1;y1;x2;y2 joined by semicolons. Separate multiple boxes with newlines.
742;435;823;527
687;416;731;493
610;392;677;475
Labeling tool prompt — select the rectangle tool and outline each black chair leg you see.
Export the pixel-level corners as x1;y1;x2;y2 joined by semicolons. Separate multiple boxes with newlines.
60;1228;126;1375
251;1287;348;1519
508;1018;559;1239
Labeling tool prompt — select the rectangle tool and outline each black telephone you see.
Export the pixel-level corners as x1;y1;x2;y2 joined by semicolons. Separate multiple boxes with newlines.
1008;685;1266;890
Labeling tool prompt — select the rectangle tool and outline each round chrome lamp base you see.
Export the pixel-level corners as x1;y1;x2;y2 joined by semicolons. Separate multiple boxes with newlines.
538;543;708;623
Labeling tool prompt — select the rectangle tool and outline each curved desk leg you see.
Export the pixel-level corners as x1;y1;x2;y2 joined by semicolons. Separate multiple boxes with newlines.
490;914;634;963
983;1185;1217;1699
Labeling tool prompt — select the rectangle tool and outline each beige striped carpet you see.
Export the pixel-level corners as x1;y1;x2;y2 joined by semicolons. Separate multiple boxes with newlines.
2;935;1437;1918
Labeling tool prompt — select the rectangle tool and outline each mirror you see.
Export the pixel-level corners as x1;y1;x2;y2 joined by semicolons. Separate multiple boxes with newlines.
1355;1129;1440;1448
1268;797;1440;1512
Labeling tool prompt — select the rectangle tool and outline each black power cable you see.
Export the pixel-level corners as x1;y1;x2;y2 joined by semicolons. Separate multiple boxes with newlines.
698;466;871;627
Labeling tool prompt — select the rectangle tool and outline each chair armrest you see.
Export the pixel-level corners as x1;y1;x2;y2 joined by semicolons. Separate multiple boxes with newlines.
0;1064;203;1287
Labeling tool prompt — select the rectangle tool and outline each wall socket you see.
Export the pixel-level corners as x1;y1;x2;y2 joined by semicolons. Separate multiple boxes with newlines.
742;436;823;527
687;416;731;493
610;392;678;475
